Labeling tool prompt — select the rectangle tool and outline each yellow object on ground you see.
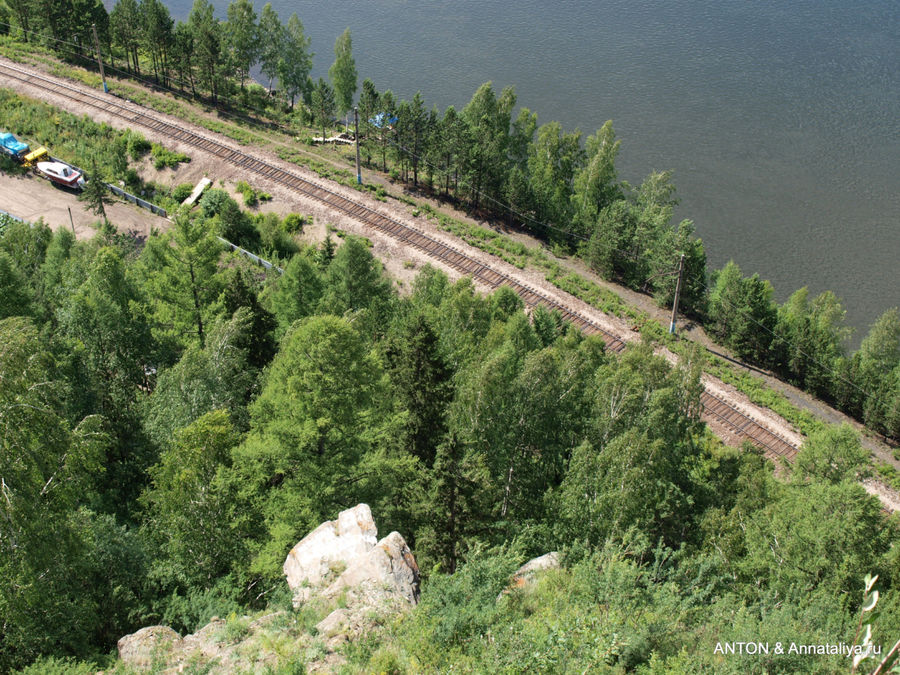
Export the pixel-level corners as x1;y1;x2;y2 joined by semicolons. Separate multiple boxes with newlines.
23;146;48;166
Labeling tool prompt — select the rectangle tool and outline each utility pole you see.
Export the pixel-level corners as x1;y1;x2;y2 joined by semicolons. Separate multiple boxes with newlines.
91;24;108;93
669;253;685;334
67;206;76;235
354;107;362;185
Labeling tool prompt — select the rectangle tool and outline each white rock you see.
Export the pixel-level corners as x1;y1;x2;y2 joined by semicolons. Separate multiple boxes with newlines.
283;504;378;606
499;552;561;599
323;531;420;605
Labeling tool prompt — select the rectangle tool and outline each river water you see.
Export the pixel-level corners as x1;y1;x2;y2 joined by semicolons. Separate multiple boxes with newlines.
164;0;899;343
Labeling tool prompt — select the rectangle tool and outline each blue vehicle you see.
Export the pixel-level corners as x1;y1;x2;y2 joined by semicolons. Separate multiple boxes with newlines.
0;132;29;161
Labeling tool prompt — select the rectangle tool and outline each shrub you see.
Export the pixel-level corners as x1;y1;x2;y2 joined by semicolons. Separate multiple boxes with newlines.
171;183;194;203
282;213;305;234
151;143;191;170
235;180;258;207
125;132;151;160
200;188;234;218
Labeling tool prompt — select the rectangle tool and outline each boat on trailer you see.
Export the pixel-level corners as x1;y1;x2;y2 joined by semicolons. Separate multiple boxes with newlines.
35;160;85;189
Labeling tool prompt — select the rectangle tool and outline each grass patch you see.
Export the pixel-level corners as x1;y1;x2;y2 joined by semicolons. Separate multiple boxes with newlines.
876;463;900;492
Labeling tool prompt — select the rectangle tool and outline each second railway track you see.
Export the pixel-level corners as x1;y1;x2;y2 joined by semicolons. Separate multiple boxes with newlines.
0;60;800;462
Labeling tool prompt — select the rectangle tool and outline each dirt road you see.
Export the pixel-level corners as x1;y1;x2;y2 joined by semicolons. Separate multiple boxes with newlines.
0;170;167;241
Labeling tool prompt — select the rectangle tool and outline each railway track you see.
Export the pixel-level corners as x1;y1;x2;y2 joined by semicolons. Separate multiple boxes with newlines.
0;60;800;462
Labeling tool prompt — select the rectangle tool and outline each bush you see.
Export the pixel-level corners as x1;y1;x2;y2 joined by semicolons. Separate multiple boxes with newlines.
256;213;298;257
125;132;151;160
171;182;194;203
123;167;140;190
282;213;305;234
13;656;99;675
235;180;258;207
159;582;246;635
0;154;27;175
200;188;234;218
151;143;191;170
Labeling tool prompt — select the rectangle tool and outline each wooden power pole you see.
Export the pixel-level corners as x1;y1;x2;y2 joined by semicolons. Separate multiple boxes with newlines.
354;107;362;185
91;24;108;93
669;253;685;334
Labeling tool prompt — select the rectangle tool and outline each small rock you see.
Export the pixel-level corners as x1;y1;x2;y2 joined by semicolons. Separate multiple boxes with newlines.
499;552;561;599
316;608;350;638
117;625;182;668
511;552;560;588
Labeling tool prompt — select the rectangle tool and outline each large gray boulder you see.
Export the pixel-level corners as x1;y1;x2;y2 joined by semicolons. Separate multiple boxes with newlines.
323;530;420;605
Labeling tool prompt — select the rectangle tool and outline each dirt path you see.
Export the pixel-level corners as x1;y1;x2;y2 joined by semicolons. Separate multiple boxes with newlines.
3;57;895;510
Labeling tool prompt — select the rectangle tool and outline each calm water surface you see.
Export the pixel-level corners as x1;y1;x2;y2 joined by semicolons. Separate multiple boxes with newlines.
165;0;899;343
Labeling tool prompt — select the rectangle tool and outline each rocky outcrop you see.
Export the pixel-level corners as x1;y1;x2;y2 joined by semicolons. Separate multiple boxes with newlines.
283;504;419;610
117;626;182;668
116;504;419;674
322;530;420;606
283;503;378;605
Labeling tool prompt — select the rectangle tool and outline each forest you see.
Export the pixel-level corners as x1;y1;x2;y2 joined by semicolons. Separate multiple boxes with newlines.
1;1;900;673
1;199;899;672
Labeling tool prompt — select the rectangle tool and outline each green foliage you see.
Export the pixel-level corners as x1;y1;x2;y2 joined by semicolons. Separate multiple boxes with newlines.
142;411;244;591
150;143;191;170
0;90;137;181
329;27;357;115
279;14;313;107
559;345;704;548
794;423;869;484
707;260;778;364
0;317;105;670
125;131;151;160
13;655;100;675
282;213;305;234
254;212;299;257
384;311;453;466
775;287;851;397
143;308;261;446
55;246;154;512
230;315;387;579
142;212;223;348
0;250;33;318
319;236;393;329
200;188;233;218
0;216;52;282
172;182;195;203
267;251;324;338
235;179;259;206
310;77;336;141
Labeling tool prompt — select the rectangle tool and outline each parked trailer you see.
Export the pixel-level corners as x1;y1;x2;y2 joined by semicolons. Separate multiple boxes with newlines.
36;160;85;189
0;132;29;160
23;147;85;190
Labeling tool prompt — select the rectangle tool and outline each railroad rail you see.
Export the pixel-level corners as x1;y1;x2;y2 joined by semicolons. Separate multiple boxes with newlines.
0;60;800;462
